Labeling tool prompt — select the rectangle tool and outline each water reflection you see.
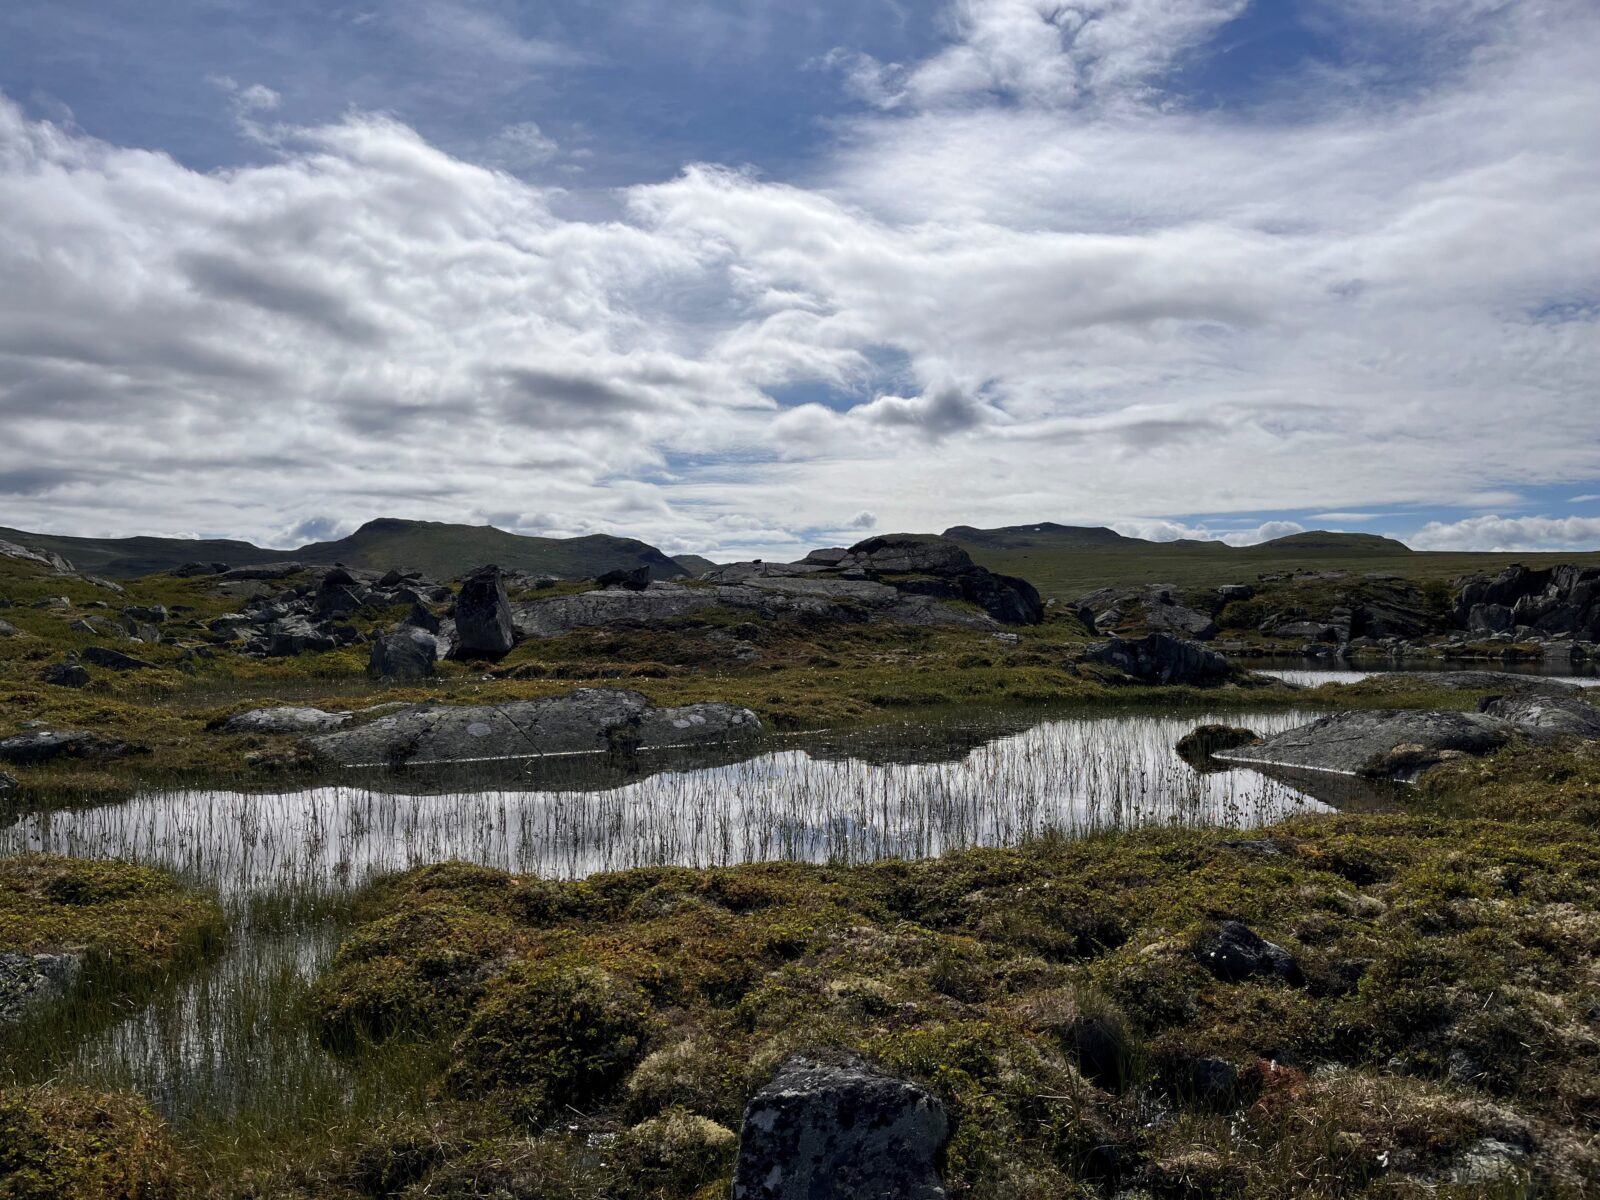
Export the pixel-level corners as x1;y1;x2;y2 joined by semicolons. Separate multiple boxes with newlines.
4;709;1340;893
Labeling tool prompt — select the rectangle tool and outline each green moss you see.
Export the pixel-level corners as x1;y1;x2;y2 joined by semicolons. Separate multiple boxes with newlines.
0;1084;190;1200
0;855;223;982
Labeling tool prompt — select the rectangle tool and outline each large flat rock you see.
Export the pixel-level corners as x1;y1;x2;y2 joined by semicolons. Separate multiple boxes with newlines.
1216;709;1508;779
303;687;761;767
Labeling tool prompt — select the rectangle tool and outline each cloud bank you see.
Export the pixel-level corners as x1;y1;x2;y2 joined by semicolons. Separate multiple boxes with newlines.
2;0;1599;556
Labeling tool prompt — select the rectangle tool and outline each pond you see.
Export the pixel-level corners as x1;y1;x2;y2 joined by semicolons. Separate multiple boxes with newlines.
0;704;1385;1141
1239;656;1600;689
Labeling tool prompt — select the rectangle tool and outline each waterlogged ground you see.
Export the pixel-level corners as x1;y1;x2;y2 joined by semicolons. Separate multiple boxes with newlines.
0;704;1368;1135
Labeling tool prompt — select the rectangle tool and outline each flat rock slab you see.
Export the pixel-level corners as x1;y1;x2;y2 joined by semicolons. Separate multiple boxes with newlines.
304;687;761;767
733;1054;948;1200
1390;671;1581;695
218;706;355;735
1481;693;1600;740
0;729;146;765
1216;709;1507;779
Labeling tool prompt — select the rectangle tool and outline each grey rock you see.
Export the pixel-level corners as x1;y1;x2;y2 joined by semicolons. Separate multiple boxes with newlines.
172;561;228;577
42;661;90;688
0;618;17;637
218;706;353;735
453;565;516;658
1217;585;1255;602
1083;633;1234;686
0;771;15;792
81;645;154;671
1481;693;1600;740
1393;671;1581;695
0;729;145;765
0;952;83;1023
732;1053;948;1200
266;616;338;657
1076;584;1217;640
121;604;168;623
840;533;974;576
0;538;76;574
368;626;439;681
1192;920;1302;984
304;687;762;768
801;547;849;566
1215;709;1507;779
1452;1139;1529;1186
401;601;440;634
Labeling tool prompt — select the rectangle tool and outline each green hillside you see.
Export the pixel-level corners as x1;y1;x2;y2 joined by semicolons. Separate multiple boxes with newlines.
672;554;720;576
944;524;1600;601
0;519;686;582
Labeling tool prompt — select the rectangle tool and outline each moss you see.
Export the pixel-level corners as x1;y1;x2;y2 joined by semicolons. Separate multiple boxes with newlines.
0;855;223;982
0;1085;190;1200
445;961;655;1122
296;808;1600;1197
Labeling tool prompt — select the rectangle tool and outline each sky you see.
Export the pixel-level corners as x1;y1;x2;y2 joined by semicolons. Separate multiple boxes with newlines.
1;0;1598;560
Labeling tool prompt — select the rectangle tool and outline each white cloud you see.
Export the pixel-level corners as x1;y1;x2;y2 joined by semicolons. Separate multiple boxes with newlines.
1111;518;1306;546
1;0;1599;562
1570;494;1600;504
1411;514;1600;552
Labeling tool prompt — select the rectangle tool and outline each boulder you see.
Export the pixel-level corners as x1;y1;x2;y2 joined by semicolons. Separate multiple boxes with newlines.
266;617;338;657
1176;725;1259;770
959;570;1044;625
367;626;438;681
453;565;516;658
172;561;228;577
801;547;849;566
0;538;75;574
1217;585;1255;602
1480;693;1600;741
0;952;83;1023
1083;633;1234;686
303;687;761;768
840;534;974;576
1192;921;1302;985
0;772;14;792
1075;584;1216;640
217;706;353;735
1215;709;1507;779
0;619;17;637
596;565;652;591
120;604;168;624
732;1053;948;1200
0;729;146;765
41;661;90;688
81;646;155;672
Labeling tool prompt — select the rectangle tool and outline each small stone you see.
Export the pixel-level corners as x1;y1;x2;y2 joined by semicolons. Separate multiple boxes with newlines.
1192;921;1303;985
41;662;91;688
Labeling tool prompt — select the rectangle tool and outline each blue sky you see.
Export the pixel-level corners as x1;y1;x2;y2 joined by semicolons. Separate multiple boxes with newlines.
1;0;1598;559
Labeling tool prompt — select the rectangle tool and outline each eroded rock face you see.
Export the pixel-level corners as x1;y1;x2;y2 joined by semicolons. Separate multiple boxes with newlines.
1083;633;1234;686
453;565;515;658
732;1054;949;1200
1216;709;1508;779
303;687;761;767
1076;585;1218;641
1455;564;1600;641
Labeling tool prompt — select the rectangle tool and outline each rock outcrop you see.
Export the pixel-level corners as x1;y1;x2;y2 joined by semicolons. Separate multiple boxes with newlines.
216;706;354;735
367;626;439;681
1455;564;1600;641
303;687;761;768
732;1054;949;1200
1082;633;1235;686
1076;584;1218;641
1216;709;1508;779
1479;693;1600;741
0;951;82;1023
1193;921;1302;985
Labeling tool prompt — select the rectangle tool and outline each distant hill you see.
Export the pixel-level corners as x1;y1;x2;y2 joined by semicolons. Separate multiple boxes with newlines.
945;522;1600;600
671;554;719;576
0;519;687;582
942;522;1144;550
1247;531;1412;555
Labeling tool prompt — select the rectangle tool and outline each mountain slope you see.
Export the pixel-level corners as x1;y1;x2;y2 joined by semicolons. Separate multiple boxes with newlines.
0;519;686;582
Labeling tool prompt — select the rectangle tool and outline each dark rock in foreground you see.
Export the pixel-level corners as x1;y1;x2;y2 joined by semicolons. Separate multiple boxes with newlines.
42;661;90;688
1176;724;1259;770
452;565;515;658
81;645;155;672
0;729;147;765
303;687;761;767
1193;920;1303;984
1216;710;1508;779
1084;633;1234;685
732;1053;948;1200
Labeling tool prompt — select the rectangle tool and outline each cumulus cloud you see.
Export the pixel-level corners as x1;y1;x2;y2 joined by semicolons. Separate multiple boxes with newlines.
1110;518;1306;546
1411;515;1600;552
1;0;1599;560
